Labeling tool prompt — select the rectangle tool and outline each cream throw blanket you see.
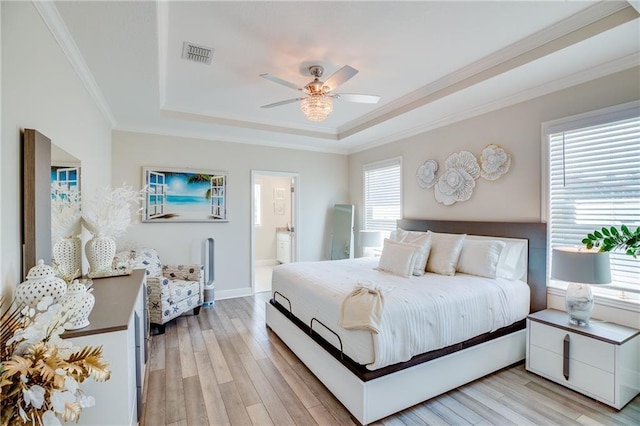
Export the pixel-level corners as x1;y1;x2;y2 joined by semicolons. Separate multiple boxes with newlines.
338;282;390;334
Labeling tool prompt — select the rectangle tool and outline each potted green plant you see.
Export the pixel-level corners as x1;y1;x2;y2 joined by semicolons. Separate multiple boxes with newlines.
582;225;639;258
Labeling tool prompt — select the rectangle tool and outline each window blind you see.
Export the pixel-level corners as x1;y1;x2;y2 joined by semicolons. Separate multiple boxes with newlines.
363;158;402;233
548;115;640;294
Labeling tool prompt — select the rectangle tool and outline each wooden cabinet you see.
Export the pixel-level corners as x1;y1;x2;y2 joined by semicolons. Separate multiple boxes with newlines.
62;269;147;425
526;309;639;409
277;232;291;263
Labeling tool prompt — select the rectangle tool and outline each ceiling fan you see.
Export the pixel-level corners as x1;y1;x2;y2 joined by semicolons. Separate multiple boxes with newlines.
260;65;380;121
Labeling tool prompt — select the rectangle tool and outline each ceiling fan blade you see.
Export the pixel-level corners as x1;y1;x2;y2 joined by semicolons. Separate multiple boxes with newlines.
260;73;301;91
322;65;358;92
260;98;304;108
334;93;380;104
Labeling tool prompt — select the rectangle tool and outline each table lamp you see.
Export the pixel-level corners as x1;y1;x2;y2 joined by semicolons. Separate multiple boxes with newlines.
551;247;611;326
359;230;384;257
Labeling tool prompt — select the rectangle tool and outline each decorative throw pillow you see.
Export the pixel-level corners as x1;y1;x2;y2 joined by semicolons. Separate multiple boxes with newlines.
130;247;163;277
390;229;431;276
376;239;421;277
457;239;506;278
425;231;466;276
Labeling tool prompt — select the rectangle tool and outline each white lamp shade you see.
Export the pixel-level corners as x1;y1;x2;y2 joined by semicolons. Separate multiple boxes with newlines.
359;230;384;248
551;247;612;284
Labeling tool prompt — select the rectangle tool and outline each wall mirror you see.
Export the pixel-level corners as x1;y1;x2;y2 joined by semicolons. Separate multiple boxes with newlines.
330;204;354;260
22;129;81;279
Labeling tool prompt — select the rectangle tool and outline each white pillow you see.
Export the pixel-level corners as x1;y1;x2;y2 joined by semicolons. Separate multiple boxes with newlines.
425;231;466;276
390;229;431;276
496;241;527;280
463;236;528;281
376;239;421;277
457;239;506;278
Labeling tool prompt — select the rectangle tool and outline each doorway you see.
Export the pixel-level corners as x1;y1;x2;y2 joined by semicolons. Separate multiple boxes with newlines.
251;170;298;294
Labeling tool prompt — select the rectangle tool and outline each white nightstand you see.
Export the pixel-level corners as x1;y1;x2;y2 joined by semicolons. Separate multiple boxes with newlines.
526;309;640;409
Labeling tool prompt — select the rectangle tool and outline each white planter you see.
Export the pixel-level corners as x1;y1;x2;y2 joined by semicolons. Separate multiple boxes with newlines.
85;235;116;274
53;236;82;279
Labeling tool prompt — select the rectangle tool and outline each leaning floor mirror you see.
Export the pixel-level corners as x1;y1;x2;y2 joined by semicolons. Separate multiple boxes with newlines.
330;204;354;260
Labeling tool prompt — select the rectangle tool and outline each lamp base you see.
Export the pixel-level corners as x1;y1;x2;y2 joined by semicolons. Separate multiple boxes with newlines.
565;282;594;326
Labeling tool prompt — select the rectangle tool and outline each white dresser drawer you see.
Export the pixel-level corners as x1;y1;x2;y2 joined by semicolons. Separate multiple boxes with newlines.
529;321;614;373
528;344;615;403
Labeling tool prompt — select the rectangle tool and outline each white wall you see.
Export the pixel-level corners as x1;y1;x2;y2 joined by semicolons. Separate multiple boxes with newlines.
112;130;348;298
1;1;112;297
255;175;292;261
349;67;640;325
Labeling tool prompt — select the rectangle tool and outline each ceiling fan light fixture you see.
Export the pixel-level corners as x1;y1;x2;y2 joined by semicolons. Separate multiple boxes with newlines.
300;94;333;122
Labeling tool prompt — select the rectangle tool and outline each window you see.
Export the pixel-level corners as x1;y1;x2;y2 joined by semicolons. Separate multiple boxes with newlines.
254;182;262;226
363;157;402;233
544;101;640;298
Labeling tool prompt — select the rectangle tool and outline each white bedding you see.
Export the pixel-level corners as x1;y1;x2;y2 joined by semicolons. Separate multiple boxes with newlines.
271;257;530;370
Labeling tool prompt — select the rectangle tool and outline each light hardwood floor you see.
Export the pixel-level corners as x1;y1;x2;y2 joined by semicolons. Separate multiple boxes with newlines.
141;293;640;425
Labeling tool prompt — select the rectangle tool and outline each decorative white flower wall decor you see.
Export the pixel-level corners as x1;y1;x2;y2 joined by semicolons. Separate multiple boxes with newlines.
416;159;438;188
480;144;511;180
417;144;512;206
434;151;480;206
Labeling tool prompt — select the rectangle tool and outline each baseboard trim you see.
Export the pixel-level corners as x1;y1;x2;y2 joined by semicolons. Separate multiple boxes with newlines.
256;259;279;267
215;288;253;300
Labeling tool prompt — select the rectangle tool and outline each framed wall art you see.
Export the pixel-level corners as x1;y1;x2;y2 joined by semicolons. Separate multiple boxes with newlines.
142;167;228;223
273;187;286;215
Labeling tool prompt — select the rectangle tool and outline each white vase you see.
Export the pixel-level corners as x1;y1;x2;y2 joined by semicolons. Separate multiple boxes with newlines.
53;236;82;279
16;260;67;308
85;235;116;273
63;280;95;330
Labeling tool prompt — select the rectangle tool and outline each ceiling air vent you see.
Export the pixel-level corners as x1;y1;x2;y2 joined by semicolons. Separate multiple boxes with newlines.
182;42;214;65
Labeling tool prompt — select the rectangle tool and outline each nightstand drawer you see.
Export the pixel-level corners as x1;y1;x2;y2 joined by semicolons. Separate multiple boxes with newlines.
529;345;615;403
529;321;614;372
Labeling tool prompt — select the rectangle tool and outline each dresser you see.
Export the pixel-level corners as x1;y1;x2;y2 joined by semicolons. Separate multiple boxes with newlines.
526;309;640;409
62;269;147;425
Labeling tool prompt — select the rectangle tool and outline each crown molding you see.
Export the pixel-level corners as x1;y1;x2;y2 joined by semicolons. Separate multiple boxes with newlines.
160;106;338;140
113;124;349;155
32;0;116;127
339;2;638;140
347;53;640;155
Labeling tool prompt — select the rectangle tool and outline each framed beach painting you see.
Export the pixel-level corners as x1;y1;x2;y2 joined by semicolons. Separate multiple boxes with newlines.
142;167;228;222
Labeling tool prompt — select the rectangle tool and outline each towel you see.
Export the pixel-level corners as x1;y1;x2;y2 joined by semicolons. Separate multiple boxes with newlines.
338;282;390;334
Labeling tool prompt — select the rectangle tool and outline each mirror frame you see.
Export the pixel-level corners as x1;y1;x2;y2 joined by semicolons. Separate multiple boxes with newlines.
22;128;52;279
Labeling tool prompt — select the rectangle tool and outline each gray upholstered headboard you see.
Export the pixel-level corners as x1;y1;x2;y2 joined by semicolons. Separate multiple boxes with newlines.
396;219;547;313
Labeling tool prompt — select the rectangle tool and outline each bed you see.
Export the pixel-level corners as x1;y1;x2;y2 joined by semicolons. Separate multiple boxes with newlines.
265;219;547;424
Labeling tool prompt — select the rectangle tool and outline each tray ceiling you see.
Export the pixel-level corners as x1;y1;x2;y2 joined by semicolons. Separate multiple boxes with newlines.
49;1;640;154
